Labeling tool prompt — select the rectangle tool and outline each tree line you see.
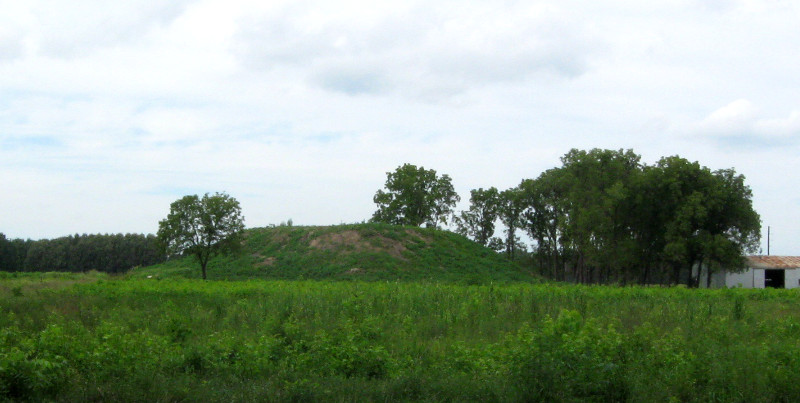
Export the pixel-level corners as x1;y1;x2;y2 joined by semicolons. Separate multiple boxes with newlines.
0;233;164;273
2;148;761;285
371;149;761;286
0;192;245;278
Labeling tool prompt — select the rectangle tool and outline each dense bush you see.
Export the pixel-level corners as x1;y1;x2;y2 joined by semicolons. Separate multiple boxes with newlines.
0;233;164;273
137;223;535;282
1;276;800;401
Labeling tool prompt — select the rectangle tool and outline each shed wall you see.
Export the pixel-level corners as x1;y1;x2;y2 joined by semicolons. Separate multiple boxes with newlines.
724;270;753;288
722;268;800;289
785;269;800;289
753;269;765;288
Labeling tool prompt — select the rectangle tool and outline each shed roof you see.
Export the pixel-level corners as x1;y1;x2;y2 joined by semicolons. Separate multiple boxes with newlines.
746;256;800;269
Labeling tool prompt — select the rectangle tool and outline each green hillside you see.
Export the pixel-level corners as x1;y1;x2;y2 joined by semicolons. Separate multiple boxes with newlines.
134;223;536;283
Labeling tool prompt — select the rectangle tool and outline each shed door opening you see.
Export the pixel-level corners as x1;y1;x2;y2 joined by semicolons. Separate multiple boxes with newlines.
765;269;785;288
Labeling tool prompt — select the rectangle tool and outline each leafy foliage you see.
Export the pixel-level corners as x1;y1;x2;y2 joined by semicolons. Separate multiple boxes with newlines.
141;223;534;283
3;276;800;401
510;148;760;285
0;233;162;273
497;186;527;259
454;187;500;246
372;163;460;227
157;192;245;280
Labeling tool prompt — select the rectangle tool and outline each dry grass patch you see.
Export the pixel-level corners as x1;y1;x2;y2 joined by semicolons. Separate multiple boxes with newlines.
251;252;276;268
309;230;408;259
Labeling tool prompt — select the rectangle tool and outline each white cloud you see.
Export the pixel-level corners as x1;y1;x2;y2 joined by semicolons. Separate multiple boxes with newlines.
2;0;800;255
31;0;195;59
755;111;800;137
691;99;800;147
311;66;393;95
233;1;595;98
0;31;24;62
698;99;758;134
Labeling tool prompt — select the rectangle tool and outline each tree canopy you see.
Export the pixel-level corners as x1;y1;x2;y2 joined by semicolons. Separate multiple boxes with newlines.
501;149;761;286
2;150;761;287
454;187;500;246
0;233;163;273
372;163;460;227
157;192;245;280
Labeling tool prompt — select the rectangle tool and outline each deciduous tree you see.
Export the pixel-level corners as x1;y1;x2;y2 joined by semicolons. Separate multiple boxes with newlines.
653;157;760;286
519;170;567;280
513;149;759;286
454;187;500;246
497;186;526;260
157;192;245;280
372;164;460;227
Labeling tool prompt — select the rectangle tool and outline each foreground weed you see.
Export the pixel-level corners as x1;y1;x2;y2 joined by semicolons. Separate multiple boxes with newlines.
2;275;800;401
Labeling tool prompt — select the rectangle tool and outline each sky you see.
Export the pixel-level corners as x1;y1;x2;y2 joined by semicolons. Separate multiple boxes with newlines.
1;0;799;255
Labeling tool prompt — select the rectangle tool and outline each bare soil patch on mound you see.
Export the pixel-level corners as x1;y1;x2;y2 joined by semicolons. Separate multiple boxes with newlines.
251;253;275;268
309;230;408;259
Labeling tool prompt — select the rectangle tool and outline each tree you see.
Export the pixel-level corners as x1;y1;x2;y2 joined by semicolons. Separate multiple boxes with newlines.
0;233;11;271
157;192;245;280
626;165;670;284
519;170;568;280
12;233;162;274
497;186;526;260
556;148;642;283
649;158;761;286
454;187;500;246
372;163;460;227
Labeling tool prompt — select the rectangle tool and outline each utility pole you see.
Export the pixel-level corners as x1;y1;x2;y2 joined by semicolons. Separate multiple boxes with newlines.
767;226;770;256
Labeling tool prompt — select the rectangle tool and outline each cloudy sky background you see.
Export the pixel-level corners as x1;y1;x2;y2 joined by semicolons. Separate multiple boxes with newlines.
2;0;799;254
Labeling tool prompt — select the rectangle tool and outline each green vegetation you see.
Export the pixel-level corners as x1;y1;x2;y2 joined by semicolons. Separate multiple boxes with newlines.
372;163;460;227
0;150;772;401
483;149;760;286
158;192;246;280
2;148;762;290
454;187;500;247
2;275;800;401
139;223;534;283
0;233;163;273
365;149;760;287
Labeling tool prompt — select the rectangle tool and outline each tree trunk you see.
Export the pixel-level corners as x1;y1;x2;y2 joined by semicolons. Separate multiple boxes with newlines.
558;249;564;281
672;264;681;285
506;225;516;260
197;251;209;280
691;255;705;288
640;263;650;285
702;257;713;288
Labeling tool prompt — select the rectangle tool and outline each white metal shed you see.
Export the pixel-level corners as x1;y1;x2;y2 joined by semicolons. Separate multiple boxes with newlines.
707;256;800;289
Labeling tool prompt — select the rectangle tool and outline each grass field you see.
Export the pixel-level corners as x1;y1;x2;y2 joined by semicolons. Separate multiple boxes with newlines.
132;223;537;283
2;273;800;401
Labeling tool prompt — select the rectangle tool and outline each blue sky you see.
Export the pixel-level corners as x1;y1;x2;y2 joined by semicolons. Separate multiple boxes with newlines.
2;0;800;255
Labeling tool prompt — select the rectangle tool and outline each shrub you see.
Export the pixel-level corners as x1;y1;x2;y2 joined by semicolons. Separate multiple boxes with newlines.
510;310;629;402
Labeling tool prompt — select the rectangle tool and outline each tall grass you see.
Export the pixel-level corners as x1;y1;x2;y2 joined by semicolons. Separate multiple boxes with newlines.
2;275;800;401
133;223;536;283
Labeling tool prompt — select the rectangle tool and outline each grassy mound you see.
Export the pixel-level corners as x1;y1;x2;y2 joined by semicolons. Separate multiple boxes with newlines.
134;223;535;283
